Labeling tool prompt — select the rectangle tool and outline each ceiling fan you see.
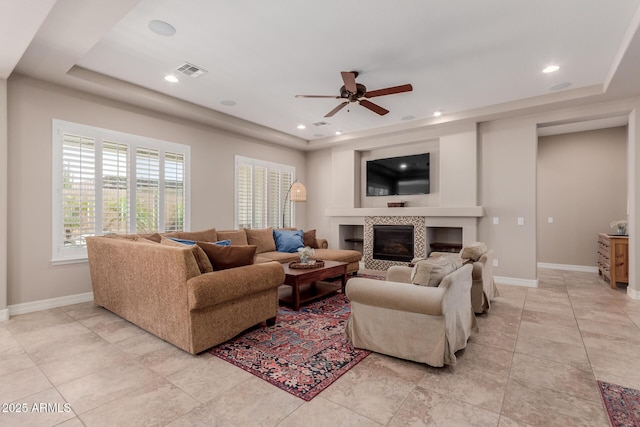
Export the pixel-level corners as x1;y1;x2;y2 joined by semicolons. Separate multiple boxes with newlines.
295;71;413;117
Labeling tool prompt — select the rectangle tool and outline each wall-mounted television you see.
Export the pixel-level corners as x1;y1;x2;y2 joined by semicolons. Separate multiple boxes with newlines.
366;153;430;196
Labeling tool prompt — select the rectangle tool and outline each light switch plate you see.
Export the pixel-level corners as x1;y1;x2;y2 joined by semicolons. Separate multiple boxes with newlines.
492;217;499;225
517;217;525;226
548;217;554;224
493;259;499;267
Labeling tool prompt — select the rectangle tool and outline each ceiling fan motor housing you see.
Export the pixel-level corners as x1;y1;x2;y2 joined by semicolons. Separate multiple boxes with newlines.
340;83;367;101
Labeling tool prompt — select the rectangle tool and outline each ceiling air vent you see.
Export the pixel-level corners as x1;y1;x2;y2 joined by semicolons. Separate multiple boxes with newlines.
313;121;329;127
176;62;207;78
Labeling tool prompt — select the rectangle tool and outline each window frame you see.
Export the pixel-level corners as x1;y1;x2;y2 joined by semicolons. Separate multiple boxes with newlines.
234;155;296;230
52;119;190;264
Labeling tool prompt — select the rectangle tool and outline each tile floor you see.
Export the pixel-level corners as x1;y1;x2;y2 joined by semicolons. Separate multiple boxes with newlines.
1;269;638;426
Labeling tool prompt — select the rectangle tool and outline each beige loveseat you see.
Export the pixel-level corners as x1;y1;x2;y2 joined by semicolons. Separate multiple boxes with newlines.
87;235;285;354
345;264;477;367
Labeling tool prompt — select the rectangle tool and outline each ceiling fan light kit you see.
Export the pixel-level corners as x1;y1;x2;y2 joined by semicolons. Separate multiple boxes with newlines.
296;71;413;118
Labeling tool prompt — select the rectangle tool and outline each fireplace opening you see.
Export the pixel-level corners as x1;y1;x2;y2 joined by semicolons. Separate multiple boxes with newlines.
373;225;414;262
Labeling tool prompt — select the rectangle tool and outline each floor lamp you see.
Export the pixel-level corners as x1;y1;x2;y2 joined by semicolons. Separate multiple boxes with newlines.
282;180;306;228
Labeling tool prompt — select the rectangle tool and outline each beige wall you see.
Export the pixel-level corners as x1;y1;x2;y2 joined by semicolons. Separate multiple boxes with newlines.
0;79;7;312
537;127;628;267
6;75;306;305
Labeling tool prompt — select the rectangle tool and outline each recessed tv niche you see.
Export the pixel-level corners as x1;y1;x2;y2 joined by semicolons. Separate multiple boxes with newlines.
366;153;430;197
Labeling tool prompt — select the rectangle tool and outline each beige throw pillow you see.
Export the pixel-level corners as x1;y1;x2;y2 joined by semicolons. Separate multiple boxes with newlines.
459;242;488;261
216;230;249;246
160;237;214;274
245;228;276;254
411;256;462;287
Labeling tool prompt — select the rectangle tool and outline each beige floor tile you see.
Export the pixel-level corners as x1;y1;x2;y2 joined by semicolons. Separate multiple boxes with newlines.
166;402;238;427
517;320;583;346
0;367;52;404
113;328;175;357
89;317;149;343
168;356;253;403
521;308;577;329
453;341;513;377
418;364;508;413
0;345;36;377
469;329;518;352
4;309;75;336
514;334;590;371
79;381;201;427
19;327;110;365
206;376;303;426
0;388;75;427
77;310;122;330
581;330;640;359
54;418;85;427
388;386;500;427
573;306;635;324
509;353;599;402
587;348;640;390
38;342;133;385
321;354;426;425
59;301;108;321
498;415;534;427
577;317;640;342
278;397;382;427
56;360;165;414
137;343;212;377
501;379;608;427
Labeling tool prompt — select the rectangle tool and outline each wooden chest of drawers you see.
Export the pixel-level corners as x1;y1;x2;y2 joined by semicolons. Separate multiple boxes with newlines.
598;233;629;289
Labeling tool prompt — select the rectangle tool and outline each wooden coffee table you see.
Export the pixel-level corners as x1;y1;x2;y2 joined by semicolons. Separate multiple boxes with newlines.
279;260;348;310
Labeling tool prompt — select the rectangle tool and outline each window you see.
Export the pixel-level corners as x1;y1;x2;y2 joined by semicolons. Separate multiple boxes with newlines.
52;120;190;262
235;156;295;229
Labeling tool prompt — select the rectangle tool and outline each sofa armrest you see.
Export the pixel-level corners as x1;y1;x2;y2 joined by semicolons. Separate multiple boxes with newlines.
386;266;413;283
316;238;328;249
187;261;284;310
346;278;445;316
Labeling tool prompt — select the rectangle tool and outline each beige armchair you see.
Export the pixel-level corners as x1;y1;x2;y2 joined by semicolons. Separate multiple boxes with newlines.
345;264;477;367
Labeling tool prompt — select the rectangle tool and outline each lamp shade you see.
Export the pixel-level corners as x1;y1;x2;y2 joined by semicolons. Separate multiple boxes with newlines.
290;182;307;202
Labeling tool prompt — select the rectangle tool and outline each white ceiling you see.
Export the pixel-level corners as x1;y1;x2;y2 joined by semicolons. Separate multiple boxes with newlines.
6;0;640;148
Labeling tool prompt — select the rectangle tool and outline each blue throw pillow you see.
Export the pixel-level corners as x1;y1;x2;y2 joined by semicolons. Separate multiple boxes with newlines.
214;239;232;246
167;237;196;245
273;229;304;253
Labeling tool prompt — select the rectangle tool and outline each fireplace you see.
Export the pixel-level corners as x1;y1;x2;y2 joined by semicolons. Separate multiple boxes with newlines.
373;225;414;262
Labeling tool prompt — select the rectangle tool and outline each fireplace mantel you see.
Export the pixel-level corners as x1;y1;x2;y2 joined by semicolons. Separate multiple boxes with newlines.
325;206;484;218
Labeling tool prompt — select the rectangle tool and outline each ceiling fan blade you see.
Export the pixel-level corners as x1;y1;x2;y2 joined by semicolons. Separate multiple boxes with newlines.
341;71;357;93
365;84;413;98
325;101;349;117
359;99;389;116
295;95;341;98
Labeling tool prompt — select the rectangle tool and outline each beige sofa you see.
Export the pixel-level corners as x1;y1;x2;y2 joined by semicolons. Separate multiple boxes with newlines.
87;235;285;354
345;264;477;367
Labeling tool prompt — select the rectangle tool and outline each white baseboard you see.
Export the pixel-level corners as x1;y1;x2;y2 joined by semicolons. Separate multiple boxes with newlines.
0;308;8;322
8;292;94;317
494;275;538;288
628;287;640;300
537;262;599;274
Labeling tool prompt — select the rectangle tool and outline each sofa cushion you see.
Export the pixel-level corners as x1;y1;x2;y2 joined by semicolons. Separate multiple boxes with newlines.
303;229;319;249
257;251;300;263
313;248;362;264
273;229;304;253
460;242;488;262
411;256;462;287
139;233;162;243
216;229;249;246
197;243;257;271
164;227;217;242
160;236;213;274
245;227;276;254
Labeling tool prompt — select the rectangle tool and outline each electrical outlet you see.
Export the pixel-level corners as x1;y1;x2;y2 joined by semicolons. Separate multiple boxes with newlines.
492;217;499;225
493;259;499;267
517;217;525;226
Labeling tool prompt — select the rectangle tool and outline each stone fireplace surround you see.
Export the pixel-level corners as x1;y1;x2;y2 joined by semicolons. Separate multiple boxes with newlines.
326;206;484;270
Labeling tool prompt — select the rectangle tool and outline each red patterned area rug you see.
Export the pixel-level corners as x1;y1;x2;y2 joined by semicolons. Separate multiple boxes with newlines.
209;292;371;401
598;380;640;427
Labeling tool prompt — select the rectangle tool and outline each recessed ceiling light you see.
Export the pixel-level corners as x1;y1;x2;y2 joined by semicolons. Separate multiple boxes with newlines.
543;65;560;73
297;124;306;130
401;115;415;121
549;82;572;91
148;20;176;36
433;111;442;117
221;100;236;106
164;74;179;83
335;131;342;135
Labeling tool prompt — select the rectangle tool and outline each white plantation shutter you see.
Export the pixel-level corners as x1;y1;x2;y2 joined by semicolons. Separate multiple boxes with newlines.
135;147;160;233
235;156;295;229
102;141;129;235
61;134;96;252
164;152;185;232
53;120;190;262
